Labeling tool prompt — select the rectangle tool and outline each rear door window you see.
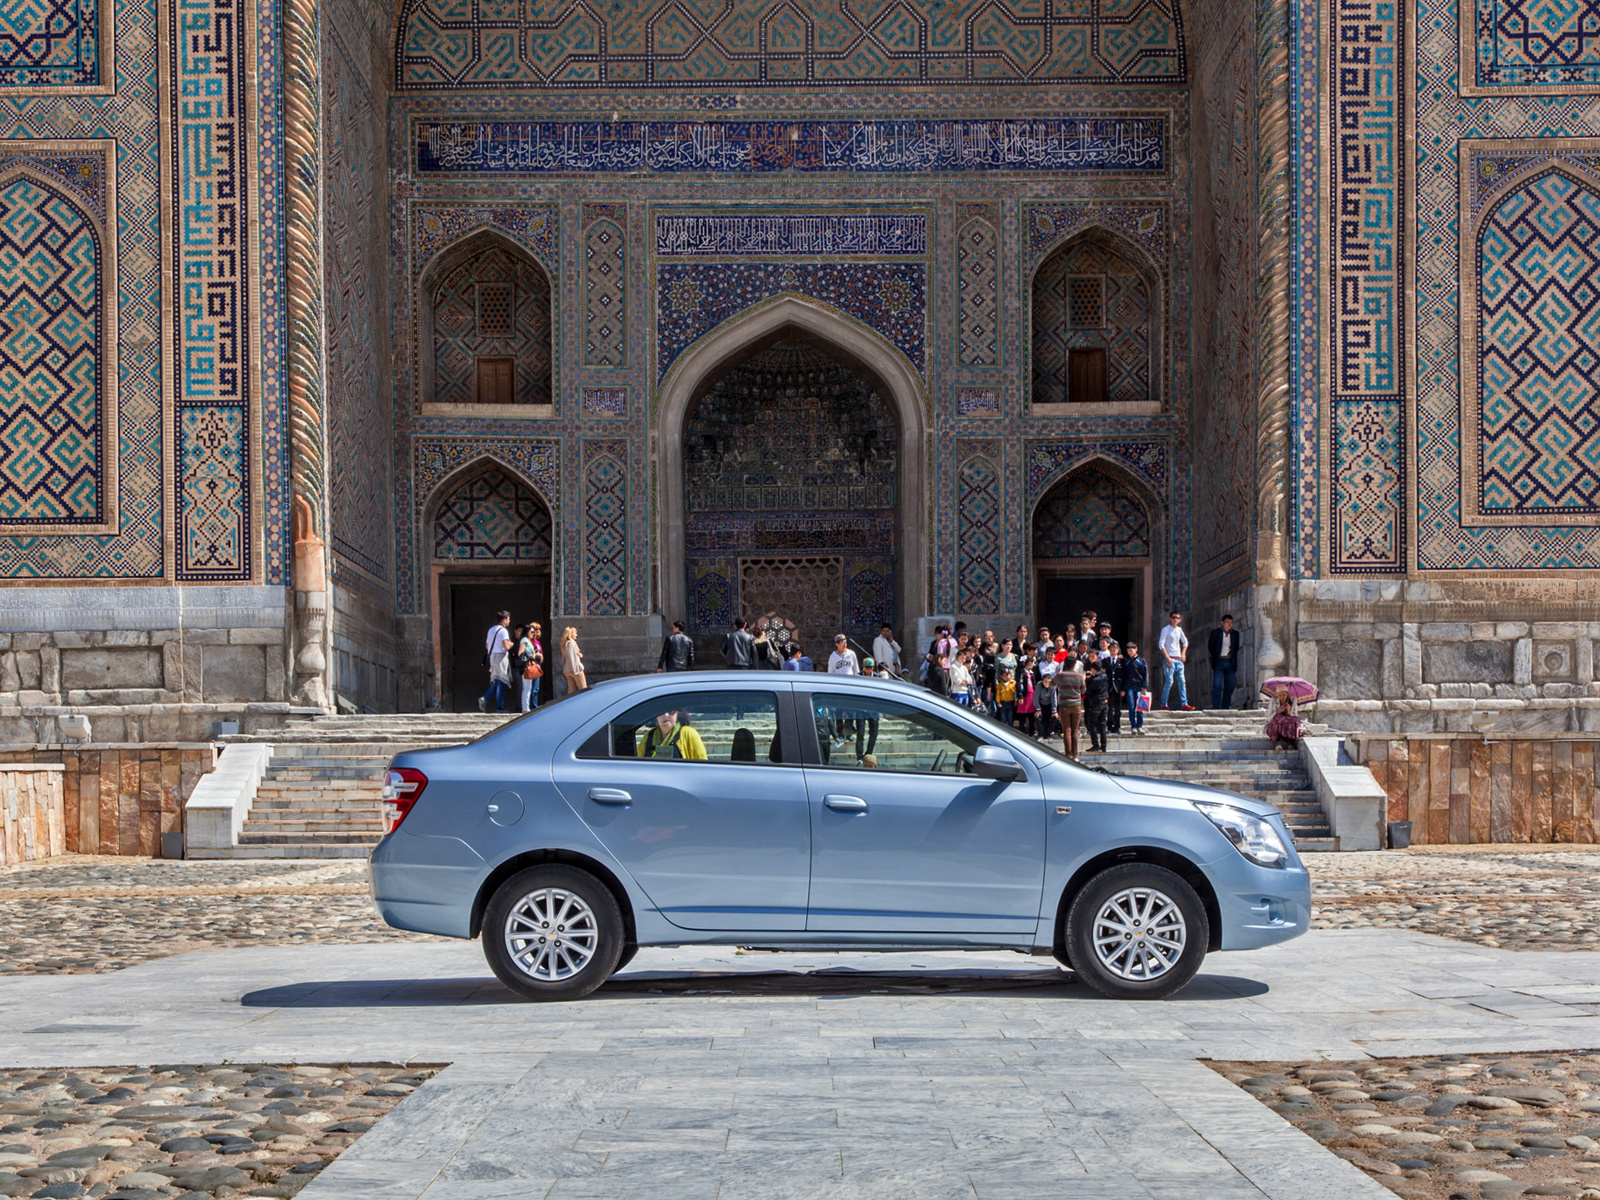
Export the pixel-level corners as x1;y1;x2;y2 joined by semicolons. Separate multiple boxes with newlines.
577;691;785;764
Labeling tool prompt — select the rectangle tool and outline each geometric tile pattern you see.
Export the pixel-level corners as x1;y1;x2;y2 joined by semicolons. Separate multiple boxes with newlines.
325;19;390;587
845;561;891;636
1026;203;1166;263
1026;440;1168;497
581;440;626;616
689;565;731;634
658;262;927;381
1324;0;1404;574
1032;237;1151;404
955;386;1001;416
1192;21;1256;588
0;174;101;524
432;464;552;561
580;386;627;417
395;0;1186;90
957;218;999;367
1032;465;1151;558
582;215;625;367
0;0;101;87
1467;0;1600;91
956;454;1000;614
1473;169;1600;519
414;118;1168;175
431;246;552;405
170;0;255;581
1331;399;1404;571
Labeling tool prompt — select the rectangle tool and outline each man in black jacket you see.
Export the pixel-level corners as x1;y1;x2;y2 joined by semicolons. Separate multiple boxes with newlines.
721;617;755;668
657;620;695;672
1207;614;1241;709
1122;641;1149;736
1082;660;1112;753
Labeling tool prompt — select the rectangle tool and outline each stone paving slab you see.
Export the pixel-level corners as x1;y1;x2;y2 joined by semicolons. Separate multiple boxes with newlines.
9;933;1600;1196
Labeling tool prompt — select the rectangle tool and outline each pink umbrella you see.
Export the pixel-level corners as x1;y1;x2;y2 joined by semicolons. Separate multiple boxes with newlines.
1261;676;1318;703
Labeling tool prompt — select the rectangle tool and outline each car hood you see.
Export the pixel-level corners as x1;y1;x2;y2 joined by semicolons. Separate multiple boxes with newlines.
1109;773;1284;820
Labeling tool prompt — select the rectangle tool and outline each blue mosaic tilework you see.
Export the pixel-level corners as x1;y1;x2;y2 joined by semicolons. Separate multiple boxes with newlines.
845;562;891;635
1412;0;1600;567
0;174;102;525
1469;0;1600;91
1324;0;1404;574
956;454;1000;614
583;211;626;367
581;439;626;616
431;245;552;405
1025;440;1167;499
1025;202;1166;264
1294;0;1320;576
1033;465;1151;558
689;566;731;634
433;464;552;560
580;386;627;417
415;119;1167;175
395;0;1185;91
1475;169;1600;518
656;214;926;257
170;0;254;581
955;386;1001;416
957;218;999;367
0;0;101;87
657;262;926;381
413;204;557;272
402;436;560;612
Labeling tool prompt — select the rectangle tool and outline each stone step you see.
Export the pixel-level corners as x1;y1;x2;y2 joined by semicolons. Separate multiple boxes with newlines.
188;844;376;859
238;831;382;845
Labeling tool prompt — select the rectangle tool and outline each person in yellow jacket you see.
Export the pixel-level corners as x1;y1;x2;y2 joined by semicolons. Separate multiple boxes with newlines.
636;708;708;760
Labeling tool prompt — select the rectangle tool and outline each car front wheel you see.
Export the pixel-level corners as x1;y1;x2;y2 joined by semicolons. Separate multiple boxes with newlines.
482;865;624;1001
1064;863;1208;1000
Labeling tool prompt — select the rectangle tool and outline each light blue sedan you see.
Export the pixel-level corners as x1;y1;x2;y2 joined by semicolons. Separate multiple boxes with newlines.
371;672;1309;1001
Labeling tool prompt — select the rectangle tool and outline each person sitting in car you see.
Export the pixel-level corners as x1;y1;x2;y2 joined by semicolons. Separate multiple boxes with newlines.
636;709;707;760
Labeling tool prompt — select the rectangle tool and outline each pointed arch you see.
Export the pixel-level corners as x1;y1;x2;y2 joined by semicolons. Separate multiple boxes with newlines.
1028;452;1168;651
656;293;929;635
420;452;556;555
417;227;553;410
0;164;116;534
1029;224;1163;413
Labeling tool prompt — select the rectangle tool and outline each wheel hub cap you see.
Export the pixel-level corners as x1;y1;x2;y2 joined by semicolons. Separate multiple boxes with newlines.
1091;886;1186;982
504;887;599;982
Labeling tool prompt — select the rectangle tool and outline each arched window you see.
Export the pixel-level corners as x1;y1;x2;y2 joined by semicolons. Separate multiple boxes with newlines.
1033;467;1152;559
425;238;551;408
1032;229;1159;409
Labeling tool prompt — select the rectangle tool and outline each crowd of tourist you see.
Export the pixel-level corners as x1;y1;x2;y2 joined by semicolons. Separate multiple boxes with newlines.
476;606;1255;758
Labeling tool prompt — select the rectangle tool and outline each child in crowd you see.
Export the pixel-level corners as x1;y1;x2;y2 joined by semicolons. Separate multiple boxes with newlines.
996;667;1017;727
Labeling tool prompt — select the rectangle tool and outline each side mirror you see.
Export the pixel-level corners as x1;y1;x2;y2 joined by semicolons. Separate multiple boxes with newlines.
974;746;1025;782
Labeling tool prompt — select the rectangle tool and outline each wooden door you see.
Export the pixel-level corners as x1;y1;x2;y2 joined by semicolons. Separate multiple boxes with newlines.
475;357;516;405
1068;348;1107;404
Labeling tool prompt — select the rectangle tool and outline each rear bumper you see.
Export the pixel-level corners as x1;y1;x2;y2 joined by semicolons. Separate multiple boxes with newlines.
368;830;485;939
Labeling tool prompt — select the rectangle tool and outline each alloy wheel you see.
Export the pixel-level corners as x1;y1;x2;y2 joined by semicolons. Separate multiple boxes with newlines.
503;887;600;981
1091;886;1187;981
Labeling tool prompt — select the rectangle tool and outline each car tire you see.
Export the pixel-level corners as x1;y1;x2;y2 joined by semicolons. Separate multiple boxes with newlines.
482;865;624;1002
1064;863;1209;1000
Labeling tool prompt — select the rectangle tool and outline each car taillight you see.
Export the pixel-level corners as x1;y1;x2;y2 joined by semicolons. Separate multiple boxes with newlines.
382;768;428;833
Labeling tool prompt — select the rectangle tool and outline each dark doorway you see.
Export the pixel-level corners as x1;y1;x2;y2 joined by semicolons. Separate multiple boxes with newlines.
444;572;549;712
1040;575;1134;645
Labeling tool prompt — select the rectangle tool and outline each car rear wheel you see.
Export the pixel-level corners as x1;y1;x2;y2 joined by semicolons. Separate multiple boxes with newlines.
482;865;623;1001
1064;863;1208;1000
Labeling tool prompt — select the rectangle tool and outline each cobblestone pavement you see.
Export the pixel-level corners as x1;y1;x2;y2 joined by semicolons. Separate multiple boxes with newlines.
3;846;1599;977
0;859;440;976
1214;1052;1600;1200
1310;847;1600;951
0;1062;434;1199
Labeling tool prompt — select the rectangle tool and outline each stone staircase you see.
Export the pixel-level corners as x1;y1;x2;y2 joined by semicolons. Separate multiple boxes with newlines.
211;714;517;858
1091;707;1339;852
199;707;1343;857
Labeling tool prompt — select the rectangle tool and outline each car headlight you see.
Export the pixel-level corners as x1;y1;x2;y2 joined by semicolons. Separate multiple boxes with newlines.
1194;801;1289;868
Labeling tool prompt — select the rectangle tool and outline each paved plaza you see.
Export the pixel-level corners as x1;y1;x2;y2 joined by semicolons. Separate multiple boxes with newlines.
4;851;1600;1198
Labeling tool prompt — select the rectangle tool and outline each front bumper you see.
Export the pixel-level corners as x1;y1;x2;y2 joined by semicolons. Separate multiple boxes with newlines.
1211;854;1312;951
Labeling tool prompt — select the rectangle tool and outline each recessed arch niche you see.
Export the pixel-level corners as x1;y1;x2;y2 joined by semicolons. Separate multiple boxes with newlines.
656;295;929;643
417;229;552;412
1031;226;1163;415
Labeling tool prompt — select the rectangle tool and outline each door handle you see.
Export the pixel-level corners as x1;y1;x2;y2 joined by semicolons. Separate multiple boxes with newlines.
823;794;868;813
588;787;633;806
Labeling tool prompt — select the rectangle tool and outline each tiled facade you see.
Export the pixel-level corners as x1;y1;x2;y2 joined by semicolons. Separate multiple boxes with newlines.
0;0;1583;738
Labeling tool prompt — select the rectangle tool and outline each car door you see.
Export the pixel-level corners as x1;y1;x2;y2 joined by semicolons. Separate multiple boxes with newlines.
799;687;1046;935
551;684;809;931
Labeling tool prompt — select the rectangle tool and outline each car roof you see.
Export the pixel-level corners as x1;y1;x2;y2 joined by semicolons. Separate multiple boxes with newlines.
584;671;932;696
